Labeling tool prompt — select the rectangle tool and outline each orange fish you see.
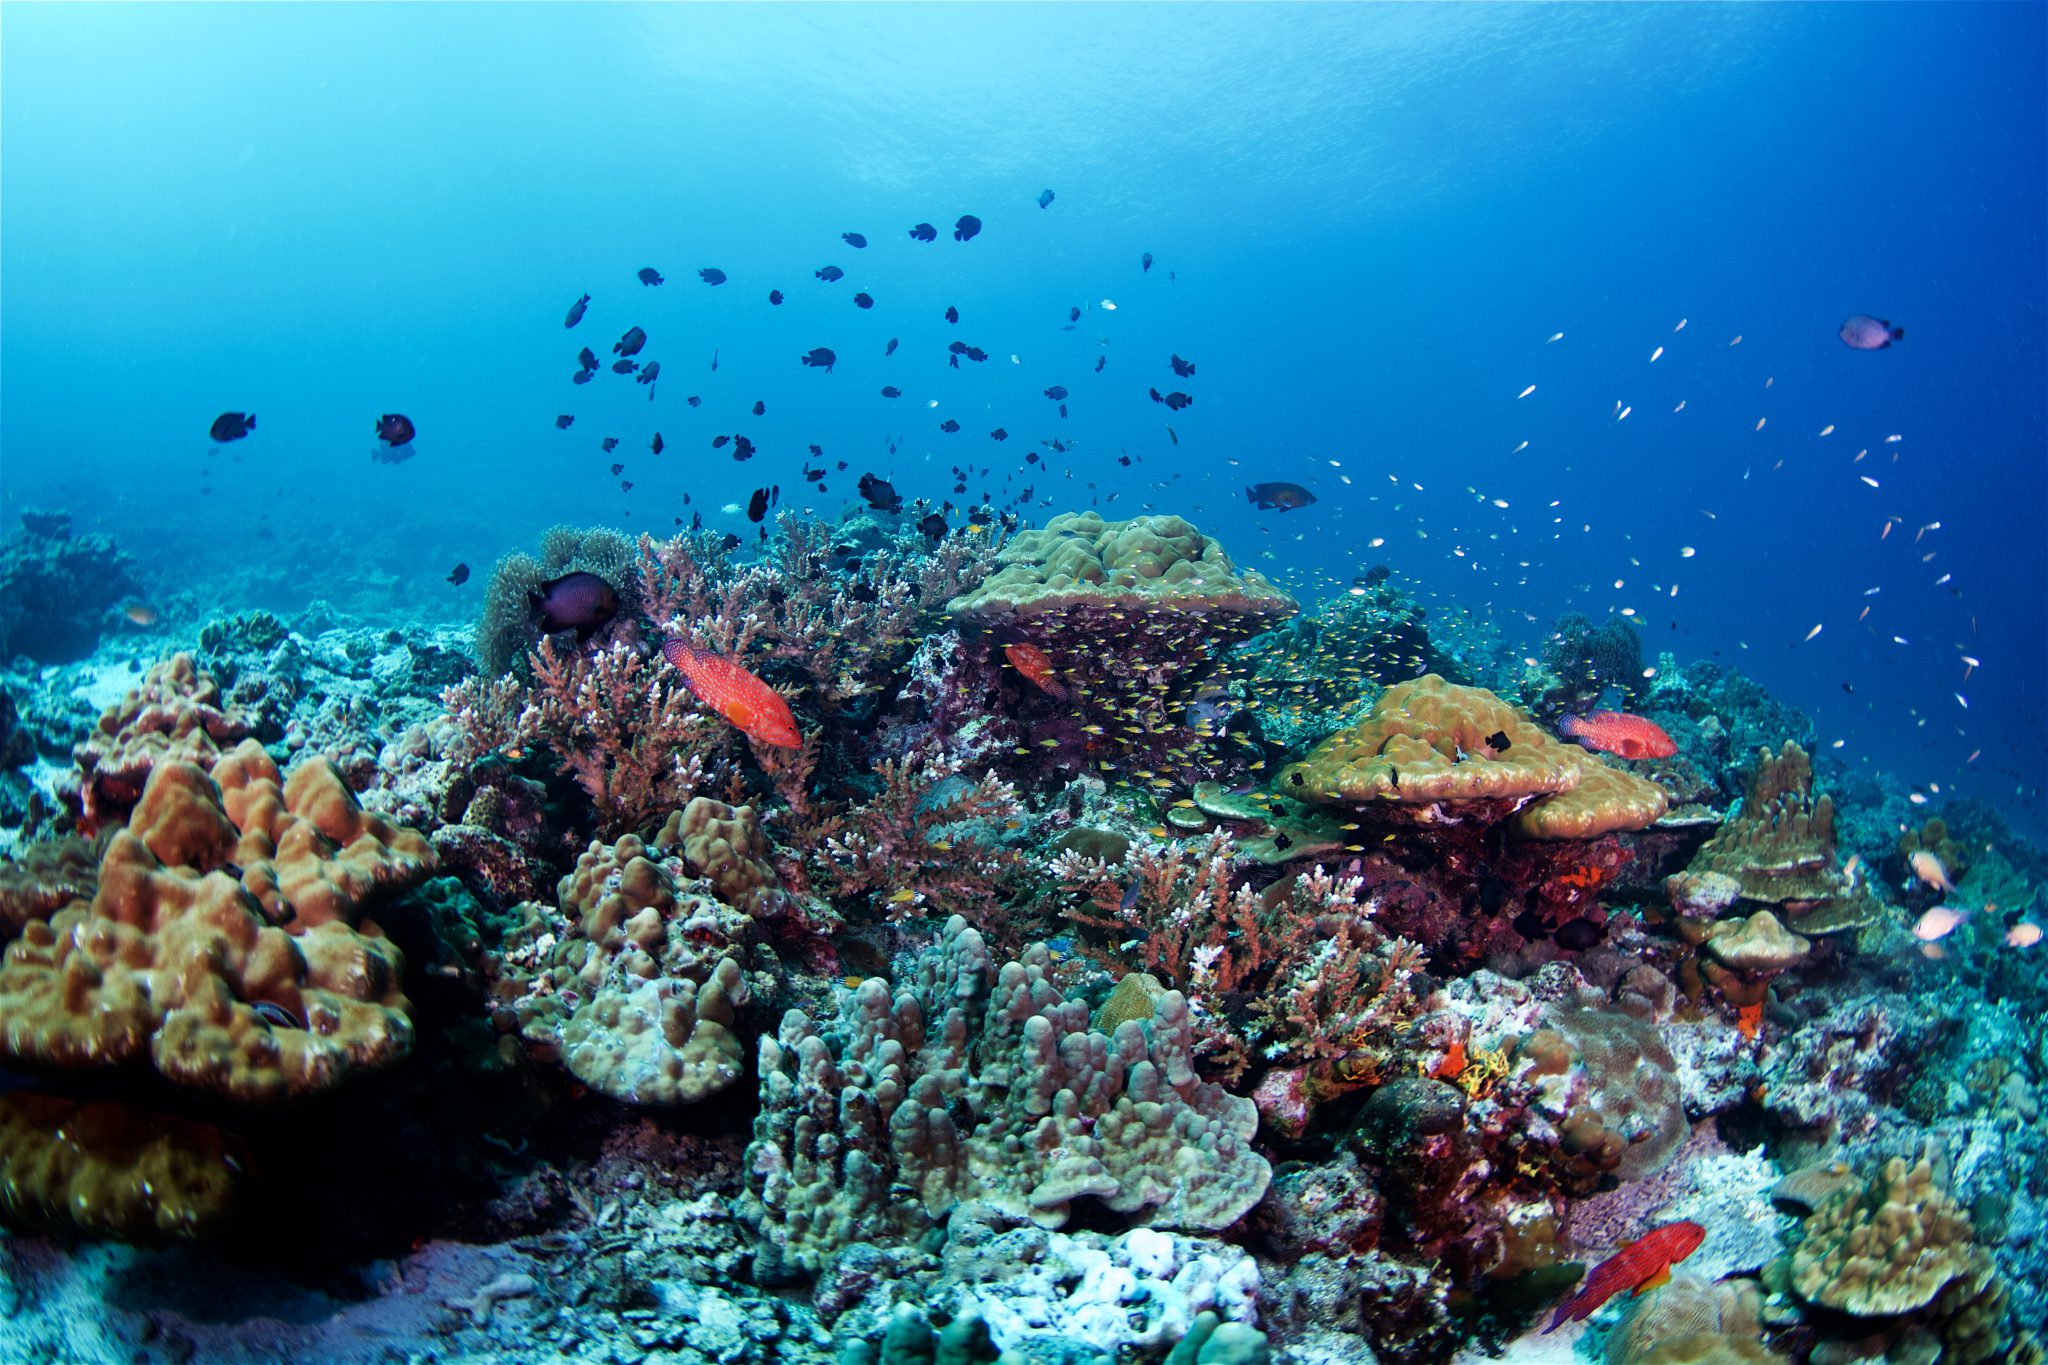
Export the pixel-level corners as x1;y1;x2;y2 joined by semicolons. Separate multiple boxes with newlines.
123;603;158;627
1545;1220;1705;1332
660;640;802;748
1558;711;1677;760
1004;642;1067;699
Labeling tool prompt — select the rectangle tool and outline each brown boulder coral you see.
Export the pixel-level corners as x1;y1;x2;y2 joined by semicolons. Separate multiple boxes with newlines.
0;1092;243;1242
0;748;425;1104
71;652;254;830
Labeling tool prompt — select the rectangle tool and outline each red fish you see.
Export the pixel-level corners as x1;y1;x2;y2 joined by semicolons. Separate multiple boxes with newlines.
660;640;802;748
1558;711;1677;760
1004;643;1067;699
1545;1220;1705;1333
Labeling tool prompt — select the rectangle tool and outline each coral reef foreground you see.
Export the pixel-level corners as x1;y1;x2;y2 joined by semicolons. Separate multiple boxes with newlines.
1;508;2043;1365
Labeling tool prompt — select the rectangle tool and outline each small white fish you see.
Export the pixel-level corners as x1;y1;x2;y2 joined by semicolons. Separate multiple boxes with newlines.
1674;318;1688;331
1617;405;1632;421
1011;354;1021;364
1730;335;1743;345
1512;440;1529;453
1912;905;1967;942
1650;346;1664;363
1546;331;1564;343
1909;850;1954;892
1885;434;1904;443
1860;475;1881;488
1680;546;1696;558
1100;299;1117;311
1955;693;1969;710
720;502;743;515
1818;424;1835;436
2008;922;2043;949
1674;399;1687;412
1755;417;1767;432
1803;623;1824;642
1517;384;1537;399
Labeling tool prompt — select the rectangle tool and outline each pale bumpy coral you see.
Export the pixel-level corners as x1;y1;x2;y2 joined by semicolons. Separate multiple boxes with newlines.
741;917;1271;1279
500;804;771;1105
1788;1155;1986;1316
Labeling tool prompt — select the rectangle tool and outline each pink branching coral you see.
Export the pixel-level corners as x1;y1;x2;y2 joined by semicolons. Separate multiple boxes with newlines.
440;640;741;834
1051;831;1427;1082
633;519;1001;715
769;739;1028;929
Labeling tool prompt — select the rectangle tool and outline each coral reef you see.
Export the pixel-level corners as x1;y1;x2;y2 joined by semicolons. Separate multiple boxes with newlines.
0;742;429;1103
476;525;636;675
741;917;1270;1280
0;1093;242;1242
0;514;141;664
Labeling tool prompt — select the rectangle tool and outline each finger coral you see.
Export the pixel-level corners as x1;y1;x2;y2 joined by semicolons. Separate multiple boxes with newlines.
741;916;1270;1280
1789;1155;1985;1316
497;801;781;1105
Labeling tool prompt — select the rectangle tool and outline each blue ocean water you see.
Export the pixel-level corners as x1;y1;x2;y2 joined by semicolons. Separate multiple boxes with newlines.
2;2;2042;830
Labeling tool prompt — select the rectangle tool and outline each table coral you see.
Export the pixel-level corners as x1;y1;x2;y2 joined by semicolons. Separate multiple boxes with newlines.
741;916;1270;1279
0;747;424;1102
1278;675;1580;810
1674;743;1885;936
945;512;1295;773
1513;756;1669;840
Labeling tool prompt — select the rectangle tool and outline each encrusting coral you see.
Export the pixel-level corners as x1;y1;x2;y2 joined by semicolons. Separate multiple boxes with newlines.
0;740;428;1103
741;916;1271;1280
1516;1003;1688;1185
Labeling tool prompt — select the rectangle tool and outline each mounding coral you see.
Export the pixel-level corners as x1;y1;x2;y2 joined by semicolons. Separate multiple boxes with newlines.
741;916;1270;1280
0;740;430;1103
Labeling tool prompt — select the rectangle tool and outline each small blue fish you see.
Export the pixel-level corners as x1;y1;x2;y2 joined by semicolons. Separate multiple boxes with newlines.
1037;188;1055;209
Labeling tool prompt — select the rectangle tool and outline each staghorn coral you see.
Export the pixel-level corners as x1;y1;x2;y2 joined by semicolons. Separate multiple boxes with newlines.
740;916;1270;1279
774;738;1027;930
945;511;1296;775
638;517;1002;715
1051;830;1426;1086
0;747;424;1103
70;652;255;830
0;1092;243;1242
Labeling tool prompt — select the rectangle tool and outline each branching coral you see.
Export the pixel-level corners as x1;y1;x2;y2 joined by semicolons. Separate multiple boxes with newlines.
772;738;1028;930
1050;830;1426;1084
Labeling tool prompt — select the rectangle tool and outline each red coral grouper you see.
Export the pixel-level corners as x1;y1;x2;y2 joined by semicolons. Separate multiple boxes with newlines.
1544;1220;1705;1332
1004;642;1068;699
660;640;803;748
1557;711;1677;760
